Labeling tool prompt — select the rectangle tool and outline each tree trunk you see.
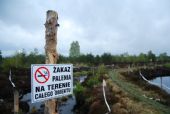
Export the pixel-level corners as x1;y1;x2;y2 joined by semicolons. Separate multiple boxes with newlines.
44;10;59;114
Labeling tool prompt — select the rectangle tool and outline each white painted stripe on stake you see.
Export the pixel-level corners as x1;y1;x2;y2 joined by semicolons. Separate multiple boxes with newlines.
9;69;15;88
103;79;111;113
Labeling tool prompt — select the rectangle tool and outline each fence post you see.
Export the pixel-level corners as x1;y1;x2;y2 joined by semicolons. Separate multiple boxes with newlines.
14;89;19;114
44;10;59;114
9;69;19;114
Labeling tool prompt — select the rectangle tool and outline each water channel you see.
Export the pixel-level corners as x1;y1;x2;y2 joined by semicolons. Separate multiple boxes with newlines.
149;76;170;94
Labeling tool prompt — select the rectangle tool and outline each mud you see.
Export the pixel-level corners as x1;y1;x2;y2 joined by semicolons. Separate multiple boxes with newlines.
140;66;170;79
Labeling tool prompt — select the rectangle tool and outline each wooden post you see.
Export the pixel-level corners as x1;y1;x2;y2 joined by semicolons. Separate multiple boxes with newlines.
14;89;19;114
44;10;59;114
161;76;162;89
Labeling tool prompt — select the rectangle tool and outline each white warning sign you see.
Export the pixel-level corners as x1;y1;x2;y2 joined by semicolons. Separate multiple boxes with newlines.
31;64;73;103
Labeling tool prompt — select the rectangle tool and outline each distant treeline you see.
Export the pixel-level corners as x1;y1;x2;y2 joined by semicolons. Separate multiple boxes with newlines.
0;49;44;72
0;49;170;72
60;51;170;65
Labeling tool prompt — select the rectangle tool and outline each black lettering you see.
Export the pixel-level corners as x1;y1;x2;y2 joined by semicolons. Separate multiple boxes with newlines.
68;75;71;80
68;67;70;72
53;66;57;73
52;76;55;81
35;91;53;99
64;67;67;72
41;86;45;91
53;66;71;73
55;83;58;89
51;75;71;81
47;82;71;90
57;67;60;72
35;87;40;92
61;67;63;72
51;84;54;90
54;88;71;95
68;82;70;87
35;94;38;99
47;85;51;90
59;83;62;88
35;86;45;92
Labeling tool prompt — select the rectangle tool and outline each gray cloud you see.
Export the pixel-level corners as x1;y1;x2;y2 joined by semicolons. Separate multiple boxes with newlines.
0;0;170;56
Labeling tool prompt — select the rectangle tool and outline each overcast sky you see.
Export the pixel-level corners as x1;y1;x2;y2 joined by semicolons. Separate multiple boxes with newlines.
0;0;170;56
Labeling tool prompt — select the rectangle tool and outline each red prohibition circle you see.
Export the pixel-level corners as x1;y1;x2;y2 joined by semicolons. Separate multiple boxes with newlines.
34;67;50;83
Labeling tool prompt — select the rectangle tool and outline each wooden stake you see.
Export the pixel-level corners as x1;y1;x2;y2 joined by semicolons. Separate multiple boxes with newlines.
44;10;59;114
14;89;19;114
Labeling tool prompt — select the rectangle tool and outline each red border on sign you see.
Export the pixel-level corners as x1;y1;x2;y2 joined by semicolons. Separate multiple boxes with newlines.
34;67;50;83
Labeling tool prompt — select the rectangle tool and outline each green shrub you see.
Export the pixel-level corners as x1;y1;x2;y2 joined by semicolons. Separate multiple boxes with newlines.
86;76;100;88
74;83;85;95
164;63;170;68
97;64;107;76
